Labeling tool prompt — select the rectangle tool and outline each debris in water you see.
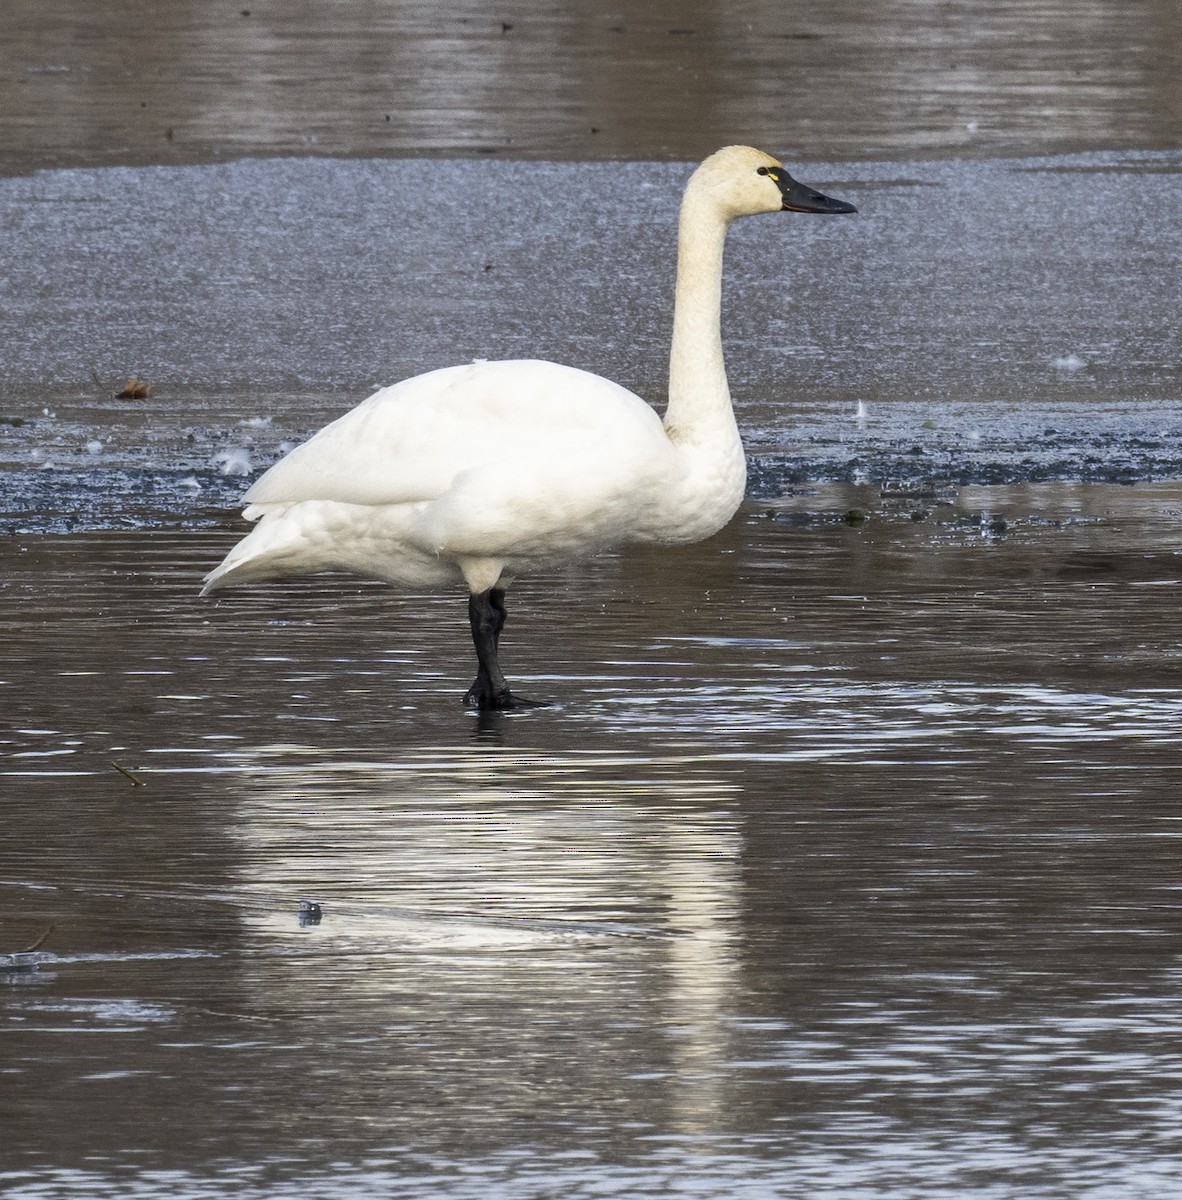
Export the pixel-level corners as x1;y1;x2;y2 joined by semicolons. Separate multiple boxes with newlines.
116;377;152;399
298;900;323;927
111;761;145;787
22;926;55;953
1;925;54;974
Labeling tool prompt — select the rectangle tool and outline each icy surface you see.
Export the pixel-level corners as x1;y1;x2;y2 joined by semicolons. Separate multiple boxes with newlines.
1;151;1180;530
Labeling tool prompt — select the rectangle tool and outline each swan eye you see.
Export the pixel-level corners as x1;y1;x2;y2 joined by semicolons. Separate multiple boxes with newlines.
757;167;779;182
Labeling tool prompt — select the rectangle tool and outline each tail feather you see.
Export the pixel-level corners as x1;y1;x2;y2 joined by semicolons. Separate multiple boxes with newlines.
201;508;307;595
202;498;461;593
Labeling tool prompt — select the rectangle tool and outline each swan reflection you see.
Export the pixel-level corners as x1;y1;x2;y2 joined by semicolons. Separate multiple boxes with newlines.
229;748;743;1135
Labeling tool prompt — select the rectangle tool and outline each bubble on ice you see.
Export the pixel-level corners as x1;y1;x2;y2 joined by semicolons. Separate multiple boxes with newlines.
212;447;254;476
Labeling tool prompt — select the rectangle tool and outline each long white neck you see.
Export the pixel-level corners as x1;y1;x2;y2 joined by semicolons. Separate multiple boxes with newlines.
663;189;739;454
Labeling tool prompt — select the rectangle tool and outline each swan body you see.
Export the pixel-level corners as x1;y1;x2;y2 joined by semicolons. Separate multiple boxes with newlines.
207;358;736;594
203;146;855;708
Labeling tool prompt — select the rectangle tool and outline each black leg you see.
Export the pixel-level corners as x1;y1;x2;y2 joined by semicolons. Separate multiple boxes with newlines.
463;588;543;710
487;586;507;648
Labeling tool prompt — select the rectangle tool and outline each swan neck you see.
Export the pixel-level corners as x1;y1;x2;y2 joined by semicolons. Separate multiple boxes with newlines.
666;191;732;439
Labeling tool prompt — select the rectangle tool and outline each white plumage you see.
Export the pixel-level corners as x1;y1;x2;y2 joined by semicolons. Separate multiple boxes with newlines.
203;146;855;709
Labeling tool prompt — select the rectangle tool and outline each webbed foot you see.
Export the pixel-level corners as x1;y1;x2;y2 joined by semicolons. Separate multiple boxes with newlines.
464;682;547;711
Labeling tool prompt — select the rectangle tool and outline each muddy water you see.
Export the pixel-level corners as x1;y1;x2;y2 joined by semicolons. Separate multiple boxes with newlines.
3;488;1182;1197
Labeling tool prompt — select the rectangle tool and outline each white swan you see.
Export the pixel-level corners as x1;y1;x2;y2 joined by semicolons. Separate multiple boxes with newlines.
202;146;855;708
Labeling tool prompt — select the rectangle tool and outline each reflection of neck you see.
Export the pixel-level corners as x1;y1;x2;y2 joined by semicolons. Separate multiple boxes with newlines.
664;190;736;451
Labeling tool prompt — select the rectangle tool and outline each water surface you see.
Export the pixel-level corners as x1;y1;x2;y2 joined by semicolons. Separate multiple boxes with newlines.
3;0;1180;171
3;491;1182;1197
2;26;1181;1191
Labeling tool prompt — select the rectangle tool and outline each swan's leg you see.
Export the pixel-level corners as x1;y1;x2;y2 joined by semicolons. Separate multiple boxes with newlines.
463;588;541;710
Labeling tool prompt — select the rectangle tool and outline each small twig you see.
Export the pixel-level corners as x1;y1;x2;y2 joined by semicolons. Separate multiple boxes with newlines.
188;1006;285;1025
111;761;145;787
22;925;55;953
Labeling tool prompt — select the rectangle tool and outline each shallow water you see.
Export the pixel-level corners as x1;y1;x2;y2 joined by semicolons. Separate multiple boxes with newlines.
3;489;1182;1197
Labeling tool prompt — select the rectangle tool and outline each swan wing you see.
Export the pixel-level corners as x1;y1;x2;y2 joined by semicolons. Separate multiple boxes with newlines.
242;359;669;510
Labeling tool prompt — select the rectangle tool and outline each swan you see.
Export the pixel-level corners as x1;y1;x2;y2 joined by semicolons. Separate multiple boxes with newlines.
202;146;856;709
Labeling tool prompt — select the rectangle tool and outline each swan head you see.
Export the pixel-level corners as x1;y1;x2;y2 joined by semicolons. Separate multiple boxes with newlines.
689;145;857;220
